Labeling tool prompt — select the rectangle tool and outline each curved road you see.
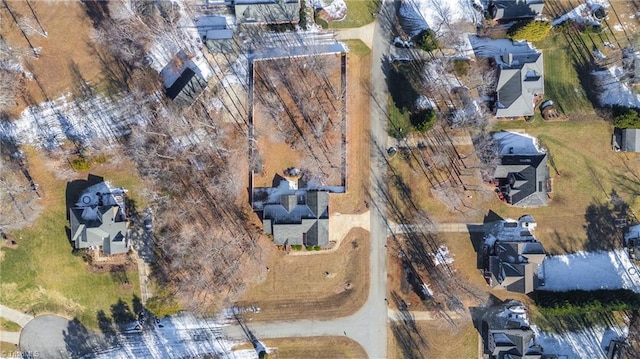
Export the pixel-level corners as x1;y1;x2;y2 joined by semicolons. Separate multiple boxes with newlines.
224;2;394;358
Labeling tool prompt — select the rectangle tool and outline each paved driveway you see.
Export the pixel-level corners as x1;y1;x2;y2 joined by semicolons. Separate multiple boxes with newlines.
20;314;103;359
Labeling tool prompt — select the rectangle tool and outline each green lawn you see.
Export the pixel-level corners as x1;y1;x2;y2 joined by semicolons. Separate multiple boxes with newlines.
342;39;371;56
328;0;379;29
0;149;143;330
0;317;21;332
535;33;593;114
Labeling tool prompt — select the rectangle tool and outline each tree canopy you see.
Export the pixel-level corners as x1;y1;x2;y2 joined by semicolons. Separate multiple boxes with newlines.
508;20;551;42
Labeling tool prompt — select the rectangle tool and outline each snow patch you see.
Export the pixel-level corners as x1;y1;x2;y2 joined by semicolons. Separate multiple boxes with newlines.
542;249;640;292
433;245;454;266
593;66;640;108
493;131;545;155
534;325;627;359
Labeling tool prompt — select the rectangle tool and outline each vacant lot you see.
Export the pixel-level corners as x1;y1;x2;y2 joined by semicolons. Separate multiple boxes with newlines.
253;53;346;187
389;319;478;359
235;336;367;358
0;1;104;116
237;227;369;321
0;147;143;329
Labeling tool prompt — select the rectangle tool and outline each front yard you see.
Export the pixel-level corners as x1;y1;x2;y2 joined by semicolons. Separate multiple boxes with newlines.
0;148;143;330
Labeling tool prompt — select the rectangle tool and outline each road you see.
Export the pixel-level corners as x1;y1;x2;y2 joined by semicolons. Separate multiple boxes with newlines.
224;1;395;358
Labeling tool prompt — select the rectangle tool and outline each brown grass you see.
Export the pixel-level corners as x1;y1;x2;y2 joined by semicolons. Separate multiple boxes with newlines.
234;336;367;358
330;51;371;215
0;1;104;116
238;227;369;321
388;319;479;359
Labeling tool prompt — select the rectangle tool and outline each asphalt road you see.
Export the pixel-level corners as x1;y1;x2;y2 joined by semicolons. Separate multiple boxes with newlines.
224;1;395;358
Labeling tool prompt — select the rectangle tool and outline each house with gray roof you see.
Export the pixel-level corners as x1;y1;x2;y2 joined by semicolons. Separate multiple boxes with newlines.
195;16;234;54
479;300;557;359
69;181;130;255
493;131;549;207
234;0;300;24
495;51;544;118
621;129;640;152
262;190;329;247
488;0;545;21
483;215;547;294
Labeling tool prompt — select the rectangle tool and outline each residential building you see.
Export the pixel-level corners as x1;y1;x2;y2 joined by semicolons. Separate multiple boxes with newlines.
621;129;640;152
493;131;549;207
488;0;545;21
262;190;329;247
479;300;557;359
195;16;234;54
165;68;208;105
483;215;547;294
69;181;130;255
495;51;544;118
234;0;300;24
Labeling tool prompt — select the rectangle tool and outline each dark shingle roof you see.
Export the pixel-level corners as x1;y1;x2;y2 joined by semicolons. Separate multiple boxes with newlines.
495;154;548;207
263;190;329;246
165;68;208;105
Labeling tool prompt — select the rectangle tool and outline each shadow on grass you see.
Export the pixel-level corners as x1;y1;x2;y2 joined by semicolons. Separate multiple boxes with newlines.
583;190;629;252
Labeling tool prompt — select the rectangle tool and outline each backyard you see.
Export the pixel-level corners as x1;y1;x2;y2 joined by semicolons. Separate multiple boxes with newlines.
0;147;144;330
252;53;346;188
234;336;367;358
327;0;379;29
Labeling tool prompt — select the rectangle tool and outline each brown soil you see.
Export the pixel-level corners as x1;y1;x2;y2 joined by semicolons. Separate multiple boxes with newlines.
237;227;369;322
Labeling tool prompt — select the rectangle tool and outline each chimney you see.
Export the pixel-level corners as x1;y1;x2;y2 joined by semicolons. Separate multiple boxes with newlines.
502;53;513;66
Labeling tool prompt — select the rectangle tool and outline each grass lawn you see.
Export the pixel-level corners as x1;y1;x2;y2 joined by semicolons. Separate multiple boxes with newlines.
0;318;21;332
534;33;593;114
0;148;143;330
342;39;371;56
234;336;367;358
329;0;379;29
492;118;640;254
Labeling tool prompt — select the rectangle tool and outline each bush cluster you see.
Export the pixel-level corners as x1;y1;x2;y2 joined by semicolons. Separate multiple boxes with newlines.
508;20;551;42
614;108;640;129
536;289;640;316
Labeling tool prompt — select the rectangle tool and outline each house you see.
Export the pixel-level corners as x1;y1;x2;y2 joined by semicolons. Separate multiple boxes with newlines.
165;68;208;105
195;16;234;54
479;300;557;359
483;215;547;294
69;181;130;255
621;129;640;152
493;131;549;207
234;0;300;25
262;190;329;247
488;0;545;21
495;51;544;118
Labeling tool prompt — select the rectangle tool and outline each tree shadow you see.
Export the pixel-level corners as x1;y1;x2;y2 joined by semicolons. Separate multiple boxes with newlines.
110;298;136;331
583;190;629;252
63;318;103;357
81;0;111;29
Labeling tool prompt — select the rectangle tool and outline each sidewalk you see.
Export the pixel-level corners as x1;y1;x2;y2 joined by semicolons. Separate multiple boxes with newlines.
0;304;33;327
0;331;20;344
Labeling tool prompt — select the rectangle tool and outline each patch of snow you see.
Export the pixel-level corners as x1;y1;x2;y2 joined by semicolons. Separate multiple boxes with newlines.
91;313;243;359
415;0;482;34
493;131;545;155
552;0;609;27
534;325;627;359
613;24;624;31
416;96;437;110
542;249;640;292
593;66;640;108
433;245;454;266
0;93;148;150
316;0;347;21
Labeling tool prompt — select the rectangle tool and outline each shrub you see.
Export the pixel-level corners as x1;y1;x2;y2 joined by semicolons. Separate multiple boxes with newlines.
414;29;438;52
614;108;640;129
146;289;181;318
93;154;108;164
313;245;322;251
452;59;469;77
70;157;92;171
536;289;640;316
291;245;303;251
583;24;602;34
410;108;436;133
508;20;551;42
306;245;313;251
299;0;308;29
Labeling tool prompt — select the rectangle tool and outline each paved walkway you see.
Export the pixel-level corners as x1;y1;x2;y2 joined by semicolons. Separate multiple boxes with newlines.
0;331;20;344
132;250;152;304
335;22;376;48
0;304;33;327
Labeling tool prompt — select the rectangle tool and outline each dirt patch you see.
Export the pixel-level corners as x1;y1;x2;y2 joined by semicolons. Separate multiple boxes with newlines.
0;1;105;116
252;53;346;187
237;227;369;321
